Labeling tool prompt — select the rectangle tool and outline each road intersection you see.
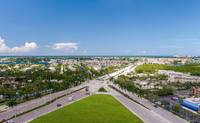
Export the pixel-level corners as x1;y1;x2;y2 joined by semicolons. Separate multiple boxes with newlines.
2;64;188;123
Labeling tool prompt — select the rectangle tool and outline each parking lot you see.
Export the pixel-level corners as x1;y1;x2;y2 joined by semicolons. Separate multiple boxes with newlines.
158;95;180;106
158;90;191;107
178;90;191;98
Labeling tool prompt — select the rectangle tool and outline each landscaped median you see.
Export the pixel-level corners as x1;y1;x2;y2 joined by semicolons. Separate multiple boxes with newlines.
98;87;107;92
29;95;143;123
0;87;86;123
108;85;151;111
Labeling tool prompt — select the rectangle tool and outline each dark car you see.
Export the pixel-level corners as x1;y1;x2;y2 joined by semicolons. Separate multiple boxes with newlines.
85;88;89;91
154;105;158;108
86;92;90;95
57;104;61;107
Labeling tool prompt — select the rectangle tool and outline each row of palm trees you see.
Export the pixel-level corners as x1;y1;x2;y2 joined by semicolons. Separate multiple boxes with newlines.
6;80;74;121
109;76;145;104
109;75;200;122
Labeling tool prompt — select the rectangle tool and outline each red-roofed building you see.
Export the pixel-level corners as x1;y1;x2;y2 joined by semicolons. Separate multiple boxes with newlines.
193;87;200;97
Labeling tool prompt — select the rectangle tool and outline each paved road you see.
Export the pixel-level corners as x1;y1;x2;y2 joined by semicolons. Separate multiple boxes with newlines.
3;64;188;123
0;85;83;121
10;90;88;123
93;81;167;123
60;65;63;74
110;83;188;123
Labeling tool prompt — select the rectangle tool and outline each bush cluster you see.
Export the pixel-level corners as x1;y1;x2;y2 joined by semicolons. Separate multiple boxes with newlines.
98;87;107;92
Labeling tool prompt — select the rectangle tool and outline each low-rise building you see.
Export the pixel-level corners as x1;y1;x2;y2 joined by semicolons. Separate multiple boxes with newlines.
193;87;200;97
158;70;200;83
133;80;163;89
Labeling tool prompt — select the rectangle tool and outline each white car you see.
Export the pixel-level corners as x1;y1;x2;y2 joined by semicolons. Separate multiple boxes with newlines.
174;97;178;100
6;121;13;123
68;97;74;101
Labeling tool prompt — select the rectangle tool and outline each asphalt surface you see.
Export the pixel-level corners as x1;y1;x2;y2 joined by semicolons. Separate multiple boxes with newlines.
0;85;83;122
3;64;189;123
110;83;188;123
10;90;88;123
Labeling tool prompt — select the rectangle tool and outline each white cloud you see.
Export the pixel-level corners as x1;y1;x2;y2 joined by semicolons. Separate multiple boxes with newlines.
70;50;74;53
50;43;80;52
138;51;146;54
152;51;155;53
82;50;86;54
159;45;183;48
185;39;199;41
0;37;38;53
125;50;131;53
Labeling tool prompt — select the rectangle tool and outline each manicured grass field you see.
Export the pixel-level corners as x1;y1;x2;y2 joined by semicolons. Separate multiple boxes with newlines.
29;94;143;123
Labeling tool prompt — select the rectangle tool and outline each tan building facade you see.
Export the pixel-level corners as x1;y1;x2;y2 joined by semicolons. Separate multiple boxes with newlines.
193;87;200;97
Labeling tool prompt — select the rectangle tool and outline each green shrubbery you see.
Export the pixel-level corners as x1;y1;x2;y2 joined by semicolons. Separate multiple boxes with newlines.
135;63;200;76
98;87;107;92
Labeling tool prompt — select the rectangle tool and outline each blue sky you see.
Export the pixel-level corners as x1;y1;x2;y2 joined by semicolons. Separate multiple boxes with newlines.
0;0;200;56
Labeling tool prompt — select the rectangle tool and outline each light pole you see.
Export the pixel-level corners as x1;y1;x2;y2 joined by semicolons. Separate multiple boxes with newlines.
14;105;17;123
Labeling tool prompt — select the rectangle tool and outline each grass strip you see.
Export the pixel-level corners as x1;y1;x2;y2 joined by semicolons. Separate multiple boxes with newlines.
0;87;86;123
98;87;107;92
30;95;143;123
0;102;7;106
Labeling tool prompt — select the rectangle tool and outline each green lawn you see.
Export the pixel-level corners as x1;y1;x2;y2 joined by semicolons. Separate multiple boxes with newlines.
29;94;143;123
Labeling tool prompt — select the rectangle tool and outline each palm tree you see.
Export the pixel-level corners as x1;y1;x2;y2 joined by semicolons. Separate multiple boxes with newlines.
54;86;59;100
113;79;117;85
137;90;143;104
23;94;30;112
109;77;114;83
8;98;17;121
35;92;42;106
10;91;17;99
46;82;53;102
18;90;24;98
59;85;65;96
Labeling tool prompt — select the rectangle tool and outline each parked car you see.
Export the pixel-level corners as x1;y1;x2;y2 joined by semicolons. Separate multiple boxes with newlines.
154;105;158;108
6;121;13;123
86;92;90;95
171;97;178;100
155;101;161;105
57;104;61;107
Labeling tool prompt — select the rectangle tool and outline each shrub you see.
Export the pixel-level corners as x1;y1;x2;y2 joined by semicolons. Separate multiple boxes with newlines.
98;87;107;92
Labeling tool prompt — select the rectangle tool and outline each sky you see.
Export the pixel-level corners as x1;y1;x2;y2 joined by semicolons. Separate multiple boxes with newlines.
0;0;200;56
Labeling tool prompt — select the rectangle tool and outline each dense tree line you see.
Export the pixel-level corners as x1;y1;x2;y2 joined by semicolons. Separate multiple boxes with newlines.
110;75;177;97
135;63;200;76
